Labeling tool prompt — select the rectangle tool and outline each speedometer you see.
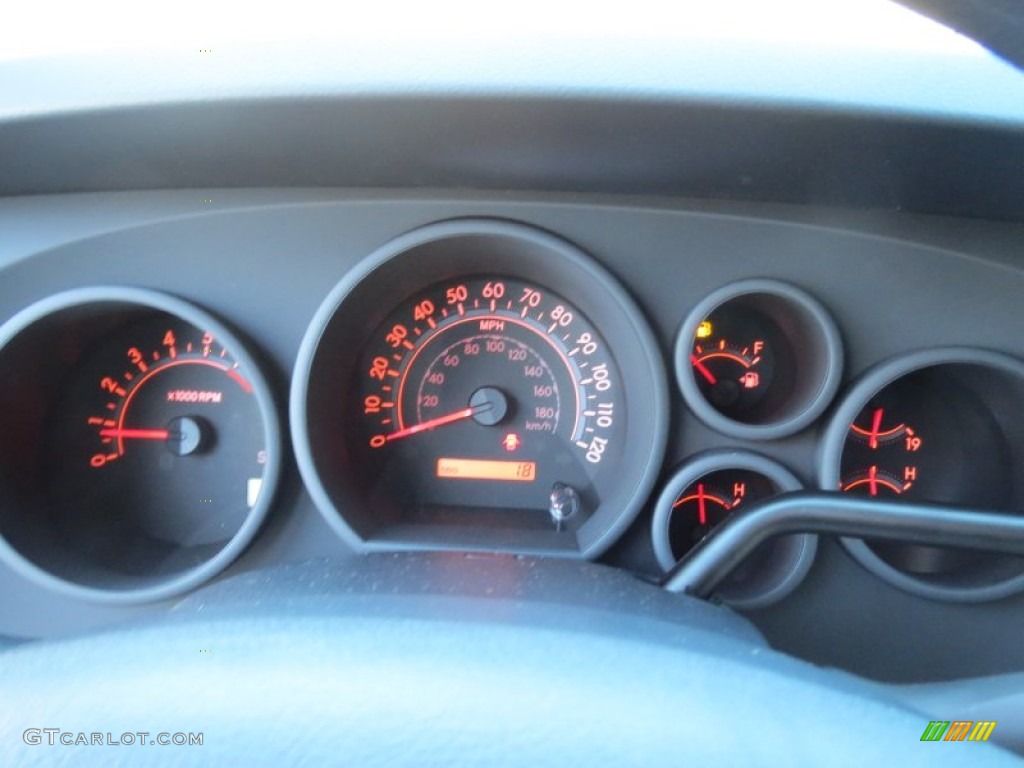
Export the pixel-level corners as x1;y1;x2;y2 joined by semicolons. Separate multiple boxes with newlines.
292;220;667;558
359;277;622;518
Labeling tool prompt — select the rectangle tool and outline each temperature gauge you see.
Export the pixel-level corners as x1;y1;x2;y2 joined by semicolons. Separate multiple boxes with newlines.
840;406;923;497
652;451;816;608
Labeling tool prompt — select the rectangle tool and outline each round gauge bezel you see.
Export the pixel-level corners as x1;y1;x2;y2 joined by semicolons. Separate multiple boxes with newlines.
820;346;1024;602
675;279;843;440
291;219;669;559
651;449;816;608
0;287;282;604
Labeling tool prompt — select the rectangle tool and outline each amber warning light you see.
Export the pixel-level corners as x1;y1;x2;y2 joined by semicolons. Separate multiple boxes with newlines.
436;458;537;482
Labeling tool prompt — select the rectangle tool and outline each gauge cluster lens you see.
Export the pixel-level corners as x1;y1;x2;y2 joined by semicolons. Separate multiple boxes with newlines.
651;451;815;608
676;280;842;440
0;288;280;602
292;220;668;558
821;348;1024;601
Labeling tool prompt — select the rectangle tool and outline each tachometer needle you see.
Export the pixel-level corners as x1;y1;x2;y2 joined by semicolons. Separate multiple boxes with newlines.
697;483;707;525
385;405;487;442
690;355;718;385
99;428;170;440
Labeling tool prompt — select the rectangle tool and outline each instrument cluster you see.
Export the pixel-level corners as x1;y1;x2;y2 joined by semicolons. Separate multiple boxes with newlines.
1;211;1023;611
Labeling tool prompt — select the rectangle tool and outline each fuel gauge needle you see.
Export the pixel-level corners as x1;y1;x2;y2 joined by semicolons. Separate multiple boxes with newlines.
385;404;489;442
690;355;718;385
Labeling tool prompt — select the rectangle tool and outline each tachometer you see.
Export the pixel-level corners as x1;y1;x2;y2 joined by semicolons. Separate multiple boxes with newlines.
292;220;668;557
0;288;281;603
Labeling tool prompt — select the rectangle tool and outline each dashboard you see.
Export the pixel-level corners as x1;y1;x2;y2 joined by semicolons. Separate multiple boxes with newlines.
4;5;1024;761
3;188;1024;686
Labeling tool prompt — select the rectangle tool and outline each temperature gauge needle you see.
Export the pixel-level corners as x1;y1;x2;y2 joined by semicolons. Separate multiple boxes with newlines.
99;428;170;440
385;404;489;443
868;464;879;496
690;355;718;385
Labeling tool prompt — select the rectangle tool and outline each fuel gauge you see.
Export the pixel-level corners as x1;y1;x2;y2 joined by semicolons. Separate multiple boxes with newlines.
652;451;816;608
676;280;842;440
690;323;775;416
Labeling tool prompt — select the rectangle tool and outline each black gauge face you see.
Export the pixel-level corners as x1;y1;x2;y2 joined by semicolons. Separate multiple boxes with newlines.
294;220;667;558
651;453;815;608
675;280;842;440
666;469;776;559
0;289;280;601
840;401;925;499
838;375;1011;511
823;355;1024;599
689;308;785;421
354;276;623;527
49;317;270;558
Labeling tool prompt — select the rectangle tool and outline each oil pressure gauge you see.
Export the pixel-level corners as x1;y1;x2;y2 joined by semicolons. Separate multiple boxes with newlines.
652;451;816;608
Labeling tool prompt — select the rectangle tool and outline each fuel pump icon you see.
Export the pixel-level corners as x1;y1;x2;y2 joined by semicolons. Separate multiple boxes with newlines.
740;371;760;389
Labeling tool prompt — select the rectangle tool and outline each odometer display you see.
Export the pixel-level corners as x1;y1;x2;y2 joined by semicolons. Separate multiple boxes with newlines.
292;220;668;558
356;277;623;521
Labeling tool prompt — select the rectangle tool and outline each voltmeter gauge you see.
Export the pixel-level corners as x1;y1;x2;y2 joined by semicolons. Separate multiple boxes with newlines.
651;451;816;608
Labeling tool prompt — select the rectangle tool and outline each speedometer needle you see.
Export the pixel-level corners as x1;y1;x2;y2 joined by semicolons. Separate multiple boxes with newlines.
385;405;489;442
690;355;718;385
